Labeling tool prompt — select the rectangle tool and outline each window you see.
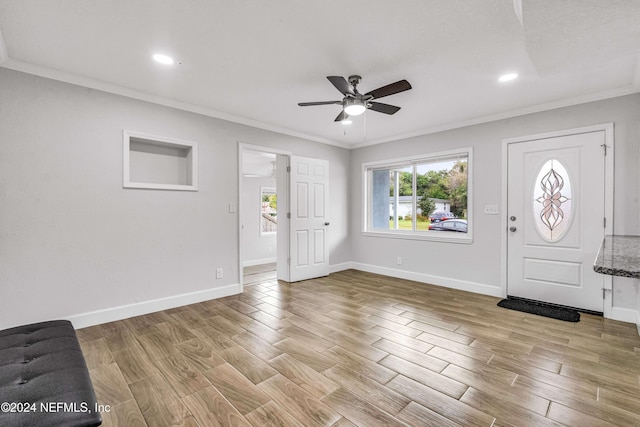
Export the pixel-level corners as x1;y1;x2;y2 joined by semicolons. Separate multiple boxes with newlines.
363;148;472;242
260;187;277;235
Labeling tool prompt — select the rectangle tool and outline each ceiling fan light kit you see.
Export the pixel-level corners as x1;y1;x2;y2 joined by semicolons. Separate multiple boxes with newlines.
343;98;366;116
298;75;412;122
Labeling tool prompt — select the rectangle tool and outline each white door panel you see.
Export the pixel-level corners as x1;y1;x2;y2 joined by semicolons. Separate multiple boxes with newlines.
289;156;329;281
507;131;605;312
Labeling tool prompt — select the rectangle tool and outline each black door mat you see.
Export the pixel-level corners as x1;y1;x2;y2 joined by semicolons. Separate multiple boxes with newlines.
497;298;580;322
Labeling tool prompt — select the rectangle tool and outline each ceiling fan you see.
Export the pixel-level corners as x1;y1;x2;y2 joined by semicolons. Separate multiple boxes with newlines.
298;75;412;122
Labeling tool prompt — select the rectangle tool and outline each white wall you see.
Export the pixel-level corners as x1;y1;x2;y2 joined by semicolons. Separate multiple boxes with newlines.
241;175;277;265
350;94;640;317
0;68;350;329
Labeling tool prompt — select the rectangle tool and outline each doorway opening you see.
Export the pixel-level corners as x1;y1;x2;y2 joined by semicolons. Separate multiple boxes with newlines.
239;144;291;288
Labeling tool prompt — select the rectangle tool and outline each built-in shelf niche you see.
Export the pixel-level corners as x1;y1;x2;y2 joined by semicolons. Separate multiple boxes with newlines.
123;130;198;191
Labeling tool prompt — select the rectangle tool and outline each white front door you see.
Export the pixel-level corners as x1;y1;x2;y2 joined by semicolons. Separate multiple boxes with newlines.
507;129;607;312
289;156;330;282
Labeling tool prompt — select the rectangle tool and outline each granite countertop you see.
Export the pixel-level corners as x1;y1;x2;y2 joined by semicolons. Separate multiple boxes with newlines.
594;235;640;278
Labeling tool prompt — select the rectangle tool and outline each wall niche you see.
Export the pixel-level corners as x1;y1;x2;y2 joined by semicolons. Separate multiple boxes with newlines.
123;130;198;191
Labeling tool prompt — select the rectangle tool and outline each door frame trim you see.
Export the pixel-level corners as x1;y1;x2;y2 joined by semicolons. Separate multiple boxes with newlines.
500;123;614;317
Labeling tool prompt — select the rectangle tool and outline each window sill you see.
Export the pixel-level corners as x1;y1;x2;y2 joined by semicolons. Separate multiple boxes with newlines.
362;230;473;244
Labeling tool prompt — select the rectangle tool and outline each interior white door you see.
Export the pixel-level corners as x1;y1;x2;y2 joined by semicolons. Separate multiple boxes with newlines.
289;156;330;282
507;130;606;312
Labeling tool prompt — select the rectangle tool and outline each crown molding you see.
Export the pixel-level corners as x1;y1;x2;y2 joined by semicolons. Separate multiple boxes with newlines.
348;85;640;149
0;59;347;149
3;57;639;152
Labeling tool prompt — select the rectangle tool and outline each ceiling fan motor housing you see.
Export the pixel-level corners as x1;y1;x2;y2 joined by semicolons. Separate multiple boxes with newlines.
348;75;362;88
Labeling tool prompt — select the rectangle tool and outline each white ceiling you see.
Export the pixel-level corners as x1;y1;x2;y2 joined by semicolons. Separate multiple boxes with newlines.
1;1;639;148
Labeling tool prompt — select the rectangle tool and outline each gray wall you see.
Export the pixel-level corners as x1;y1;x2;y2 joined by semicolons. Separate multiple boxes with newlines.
0;68;350;328
350;94;640;313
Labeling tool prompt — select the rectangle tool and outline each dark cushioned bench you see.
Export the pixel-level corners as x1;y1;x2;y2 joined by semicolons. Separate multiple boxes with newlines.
0;320;102;427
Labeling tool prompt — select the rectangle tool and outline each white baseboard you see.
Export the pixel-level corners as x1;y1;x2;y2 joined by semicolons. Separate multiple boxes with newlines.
349;262;504;298
243;258;277;267
330;262;354;274
608;306;640;325
603;307;640;335
66;283;241;329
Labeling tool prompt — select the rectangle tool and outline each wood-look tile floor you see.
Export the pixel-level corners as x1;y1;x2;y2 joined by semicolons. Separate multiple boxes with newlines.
77;270;640;426
243;262;277;286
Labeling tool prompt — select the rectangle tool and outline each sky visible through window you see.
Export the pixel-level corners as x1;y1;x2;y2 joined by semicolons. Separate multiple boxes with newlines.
417;160;457;174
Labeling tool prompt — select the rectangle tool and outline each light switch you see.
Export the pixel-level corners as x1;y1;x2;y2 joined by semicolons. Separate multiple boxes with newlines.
228;203;236;213
484;204;499;215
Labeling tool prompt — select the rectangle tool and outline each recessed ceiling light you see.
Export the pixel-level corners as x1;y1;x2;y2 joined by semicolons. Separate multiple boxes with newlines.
498;73;518;82
153;54;174;65
341;119;352;125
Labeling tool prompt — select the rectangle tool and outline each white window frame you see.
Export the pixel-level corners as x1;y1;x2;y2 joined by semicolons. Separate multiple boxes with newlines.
362;147;473;244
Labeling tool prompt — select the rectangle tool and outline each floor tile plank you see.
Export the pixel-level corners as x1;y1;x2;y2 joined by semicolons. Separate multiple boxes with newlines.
259;374;342;427
324;364;410;415
269;353;340;399
153;352;211;397
387;375;492;427
219;345;279;384
320;388;408;427
99;399;147;427
129;374;191;427
182;386;251;427
245;401;303;427
203;363;271;415
379;354;468;398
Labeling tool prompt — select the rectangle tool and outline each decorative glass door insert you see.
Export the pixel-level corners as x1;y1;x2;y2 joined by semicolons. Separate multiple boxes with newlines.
533;159;573;242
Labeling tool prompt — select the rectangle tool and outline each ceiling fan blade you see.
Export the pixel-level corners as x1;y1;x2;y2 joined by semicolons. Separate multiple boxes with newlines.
365;79;412;99
368;102;401;115
298;101;342;106
334;111;348;122
327;76;355;96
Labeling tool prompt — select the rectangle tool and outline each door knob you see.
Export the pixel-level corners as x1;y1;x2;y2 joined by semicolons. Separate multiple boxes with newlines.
510;216;516;221
509;226;517;232
324;222;330;226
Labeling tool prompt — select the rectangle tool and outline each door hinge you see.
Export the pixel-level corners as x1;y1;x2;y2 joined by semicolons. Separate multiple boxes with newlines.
601;143;608;156
287;212;291;219
287;257;290;265
286;166;291;173
603;217;606;228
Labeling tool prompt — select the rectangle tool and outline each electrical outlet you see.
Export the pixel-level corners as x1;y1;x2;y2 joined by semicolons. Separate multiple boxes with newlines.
216;268;223;279
396;257;402;265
